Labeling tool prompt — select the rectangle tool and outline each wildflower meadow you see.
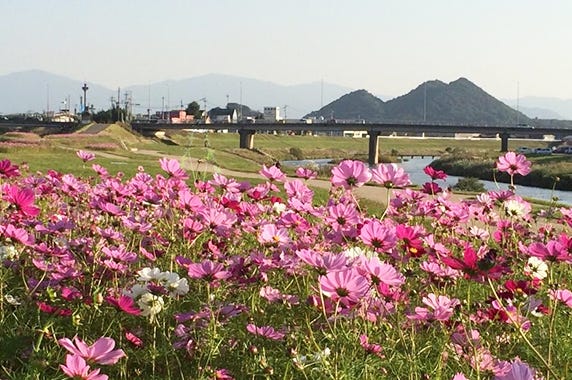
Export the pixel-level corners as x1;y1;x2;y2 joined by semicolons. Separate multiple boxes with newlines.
0;151;571;379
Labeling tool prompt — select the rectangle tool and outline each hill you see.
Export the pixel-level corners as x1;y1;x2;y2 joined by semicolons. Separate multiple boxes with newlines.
306;77;531;125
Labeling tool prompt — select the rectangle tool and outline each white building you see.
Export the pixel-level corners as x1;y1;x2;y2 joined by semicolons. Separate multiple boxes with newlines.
263;106;281;121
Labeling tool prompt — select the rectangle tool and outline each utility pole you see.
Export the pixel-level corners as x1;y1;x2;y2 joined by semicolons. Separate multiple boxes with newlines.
423;81;427;122
82;82;89;113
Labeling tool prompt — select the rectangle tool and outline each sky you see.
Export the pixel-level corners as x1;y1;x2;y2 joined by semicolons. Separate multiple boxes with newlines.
1;0;571;100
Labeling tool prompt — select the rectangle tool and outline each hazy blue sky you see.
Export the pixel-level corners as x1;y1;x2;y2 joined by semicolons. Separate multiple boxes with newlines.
2;0;571;99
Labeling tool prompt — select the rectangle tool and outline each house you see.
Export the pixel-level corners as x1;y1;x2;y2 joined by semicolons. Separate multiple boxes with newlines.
169;110;195;124
208;108;238;124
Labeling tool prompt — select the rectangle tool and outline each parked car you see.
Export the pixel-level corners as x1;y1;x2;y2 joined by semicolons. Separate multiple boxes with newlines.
516;147;532;154
533;148;552;155
553;146;572;154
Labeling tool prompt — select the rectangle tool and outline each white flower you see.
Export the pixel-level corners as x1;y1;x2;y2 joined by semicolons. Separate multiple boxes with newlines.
137;267;162;282
159;271;189;296
123;284;148;299
504;199;528;217
272;202;287;214
0;245;18;260
4;294;21;306
342;246;375;260
524;257;548;280
137;292;164;318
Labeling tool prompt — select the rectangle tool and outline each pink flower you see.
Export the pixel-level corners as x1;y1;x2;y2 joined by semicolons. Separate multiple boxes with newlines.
423;166;447;180
60;354;108;380
371;163;411;188
359;334;384;357
295;167;317;180
125;331;143;348
76;150;96;163
496;152;531;176
2;184;40;217
493;358;537;380
359;219;397;253
319;268;370;306
359;257;405;287
58;336;125;365
549;289;572;308
331;160;372;189
408;293;460;322
0;159;20;178
187;260;231;282
259;164;286;182
258;223;290;246
246;323;285;340
159;158;188;179
105;295;141;315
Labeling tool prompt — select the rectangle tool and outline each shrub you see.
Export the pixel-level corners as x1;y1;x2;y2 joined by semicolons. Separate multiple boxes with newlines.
453;177;486;192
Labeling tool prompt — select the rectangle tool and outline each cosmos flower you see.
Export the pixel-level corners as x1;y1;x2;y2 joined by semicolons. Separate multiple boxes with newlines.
2;184;40;217
60;354;108;380
159;158;188;179
0;159;20;178
76;150;96;163
370;163;411;188
319;268;369;306
246;323;285;340
58;336;125;365
259;164;286;182
330;160;372;189
423;165;447;180
496;152;531;176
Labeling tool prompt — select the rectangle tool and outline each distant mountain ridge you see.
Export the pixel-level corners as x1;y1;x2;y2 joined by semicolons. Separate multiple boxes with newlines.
306;78;531;125
0;71;351;119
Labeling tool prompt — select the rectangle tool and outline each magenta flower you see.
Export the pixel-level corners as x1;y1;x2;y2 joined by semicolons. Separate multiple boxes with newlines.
105;295;141;315
423;165;447;180
359;334;384;358
319;268;370;306
76;150;96;163
60;354;108;380
159;158;188;179
2;184;40;217
246;323;285;340
58;336;125;365
259;164;286;182
0;159;20;178
496;152;531;176
359;219;397;253
331;160;372;189
371;163;411;188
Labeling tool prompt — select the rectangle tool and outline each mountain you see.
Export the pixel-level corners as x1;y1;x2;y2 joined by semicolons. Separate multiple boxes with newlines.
306;89;385;121
0;70;114;114
307;78;531;125
503;96;572;120
0;71;351;119
124;74;351;119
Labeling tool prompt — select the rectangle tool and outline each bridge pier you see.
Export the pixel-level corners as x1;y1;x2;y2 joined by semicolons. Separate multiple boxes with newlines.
500;132;509;152
368;131;381;166
239;129;255;149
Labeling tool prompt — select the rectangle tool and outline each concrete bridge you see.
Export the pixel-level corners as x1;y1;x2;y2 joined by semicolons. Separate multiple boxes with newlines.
132;122;572;165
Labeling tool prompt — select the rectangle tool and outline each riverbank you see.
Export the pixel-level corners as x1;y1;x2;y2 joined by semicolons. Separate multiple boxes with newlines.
430;153;572;191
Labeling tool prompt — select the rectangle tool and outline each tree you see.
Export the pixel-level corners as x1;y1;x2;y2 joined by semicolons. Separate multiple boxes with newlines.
186;101;202;119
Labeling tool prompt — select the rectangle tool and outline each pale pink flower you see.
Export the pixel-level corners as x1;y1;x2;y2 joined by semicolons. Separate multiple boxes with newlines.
186;260;231;281
58;336;125;365
258;223;290;246
76;150;96;163
496;152;531;176
493;357;537;380
159;158;188;179
359;334;384;357
370;163;411;188
408;293;460;322
359;257;405;287
331;160;371;189
60;354;108;380
259;164;286;182
549;288;572;308
295;167;317;180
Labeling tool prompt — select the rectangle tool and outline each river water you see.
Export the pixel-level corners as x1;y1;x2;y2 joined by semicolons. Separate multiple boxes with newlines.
281;157;572;205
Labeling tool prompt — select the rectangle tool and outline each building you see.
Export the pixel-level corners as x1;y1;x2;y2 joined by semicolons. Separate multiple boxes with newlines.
263;106;281;121
208;108;238;123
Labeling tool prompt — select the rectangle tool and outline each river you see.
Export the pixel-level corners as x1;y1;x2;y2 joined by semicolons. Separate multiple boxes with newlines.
281;157;572;205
